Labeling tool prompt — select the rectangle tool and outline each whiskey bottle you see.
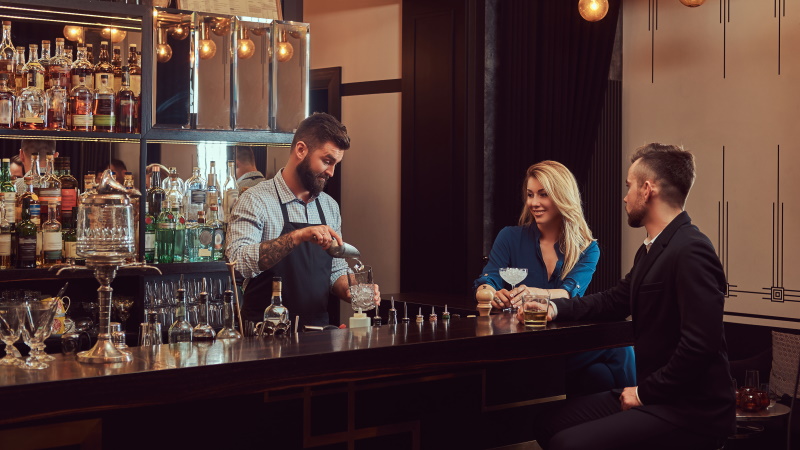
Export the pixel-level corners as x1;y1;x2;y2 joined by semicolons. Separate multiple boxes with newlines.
127;44;142;97
56;157;78;225
116;68;138;133
39;40;51;90
49;38;71;93
85;43;94;65
70;75;93;131
192;287;216;342
0;22;15;92
93;41;113;90
79;171;95;204
62;207;77;265
111;45;122;92
264;277;288;326
168;285;193;343
41;200;62;267
38;153;62;220
71;46;94;91
0;198;11;269
45;75;68;130
15;153;40;202
15;68;46;130
16;196;36;269
21;44;45;91
206;161;222;218
93;74;115;132
0;75;14;128
13;46;24;95
16;176;39;227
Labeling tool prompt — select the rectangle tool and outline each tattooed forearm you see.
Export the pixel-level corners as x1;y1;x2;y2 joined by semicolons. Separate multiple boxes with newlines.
258;233;297;271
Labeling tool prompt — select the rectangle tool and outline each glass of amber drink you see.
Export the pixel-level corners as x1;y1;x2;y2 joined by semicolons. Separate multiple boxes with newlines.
522;293;550;330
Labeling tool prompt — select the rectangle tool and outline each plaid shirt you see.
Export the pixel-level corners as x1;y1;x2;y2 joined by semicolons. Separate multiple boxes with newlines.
226;168;347;290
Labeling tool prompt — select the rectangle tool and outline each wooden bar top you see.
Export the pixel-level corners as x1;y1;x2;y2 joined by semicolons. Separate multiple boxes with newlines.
0;314;633;426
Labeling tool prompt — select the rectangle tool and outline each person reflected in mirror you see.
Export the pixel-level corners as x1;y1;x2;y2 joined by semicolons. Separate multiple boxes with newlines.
227;113;380;328
534;144;736;450
9;155;23;180
235;145;266;193
475;160;635;396
97;158;126;185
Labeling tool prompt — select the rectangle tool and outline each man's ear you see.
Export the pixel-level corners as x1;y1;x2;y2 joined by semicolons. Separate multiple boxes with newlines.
642;180;656;202
294;141;309;160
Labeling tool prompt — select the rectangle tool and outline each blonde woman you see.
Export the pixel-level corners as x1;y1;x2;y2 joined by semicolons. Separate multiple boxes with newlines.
474;160;635;395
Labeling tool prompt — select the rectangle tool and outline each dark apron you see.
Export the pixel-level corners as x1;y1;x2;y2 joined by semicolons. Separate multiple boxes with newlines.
241;186;333;328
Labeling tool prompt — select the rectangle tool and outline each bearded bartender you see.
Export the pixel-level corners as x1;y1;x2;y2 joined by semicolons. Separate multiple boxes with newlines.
227;113;380;328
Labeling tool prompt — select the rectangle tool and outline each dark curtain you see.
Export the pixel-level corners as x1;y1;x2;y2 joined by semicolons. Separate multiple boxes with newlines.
492;0;621;237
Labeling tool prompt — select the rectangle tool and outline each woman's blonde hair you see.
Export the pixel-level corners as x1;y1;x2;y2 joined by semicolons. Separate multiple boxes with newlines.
518;161;595;280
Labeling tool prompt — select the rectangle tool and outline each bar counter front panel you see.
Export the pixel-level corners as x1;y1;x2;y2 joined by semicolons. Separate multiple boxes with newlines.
0;314;633;449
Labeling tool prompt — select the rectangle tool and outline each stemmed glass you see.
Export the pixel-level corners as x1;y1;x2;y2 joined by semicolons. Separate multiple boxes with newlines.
113;298;135;332
0;302;23;366
347;265;376;312
499;267;528;312
19;301;59;370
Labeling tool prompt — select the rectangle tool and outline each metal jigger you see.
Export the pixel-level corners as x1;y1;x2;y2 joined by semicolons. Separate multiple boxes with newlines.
56;170;161;364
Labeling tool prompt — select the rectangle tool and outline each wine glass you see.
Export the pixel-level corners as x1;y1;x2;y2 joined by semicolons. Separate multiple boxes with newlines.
347;265;376;312
0;302;23;366
19;300;59;370
113;297;135;332
499;267;528;312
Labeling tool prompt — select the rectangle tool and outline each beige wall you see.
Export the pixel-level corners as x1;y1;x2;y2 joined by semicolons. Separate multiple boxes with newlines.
623;0;800;328
305;0;402;305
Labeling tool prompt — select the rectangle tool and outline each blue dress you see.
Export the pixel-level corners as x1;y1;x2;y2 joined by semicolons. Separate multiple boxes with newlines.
475;225;636;395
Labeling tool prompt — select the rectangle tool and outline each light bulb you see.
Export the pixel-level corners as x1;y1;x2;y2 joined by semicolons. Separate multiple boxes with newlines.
157;43;173;62
170;25;189;40
63;25;84;43
199;39;217;59
237;39;255;59
276;41;293;63
101;27;127;44
679;0;706;6
578;0;609;22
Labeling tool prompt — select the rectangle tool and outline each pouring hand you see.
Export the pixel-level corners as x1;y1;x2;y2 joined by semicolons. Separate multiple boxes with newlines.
303;225;343;250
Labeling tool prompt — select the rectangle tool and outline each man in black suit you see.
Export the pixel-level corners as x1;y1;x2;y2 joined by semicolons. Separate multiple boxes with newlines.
536;143;736;449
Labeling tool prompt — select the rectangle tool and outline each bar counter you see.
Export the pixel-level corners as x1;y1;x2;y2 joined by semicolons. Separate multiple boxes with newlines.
0;314;633;449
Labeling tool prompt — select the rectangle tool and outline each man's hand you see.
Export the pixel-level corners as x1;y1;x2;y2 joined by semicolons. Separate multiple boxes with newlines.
296;225;342;250
333;276;381;307
515;298;555;324
619;386;642;411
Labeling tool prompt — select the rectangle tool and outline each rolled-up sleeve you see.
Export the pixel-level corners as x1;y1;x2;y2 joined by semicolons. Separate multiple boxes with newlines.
558;241;600;297
326;198;348;289
226;190;266;279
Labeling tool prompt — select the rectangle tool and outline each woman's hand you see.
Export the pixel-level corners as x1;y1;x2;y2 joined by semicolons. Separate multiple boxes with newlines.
492;289;513;309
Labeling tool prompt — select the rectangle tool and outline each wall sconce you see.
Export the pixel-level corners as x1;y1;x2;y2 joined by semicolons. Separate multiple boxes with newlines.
237;27;255;60
63;25;84;43
101;27;127;44
578;0;609;22
170;23;189;40
679;0;706;6
199;20;217;60
156;27;173;63
276;29;293;63
211;18;231;36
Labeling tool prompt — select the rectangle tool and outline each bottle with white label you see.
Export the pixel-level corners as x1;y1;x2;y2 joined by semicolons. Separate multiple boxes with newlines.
0;197;11;269
41;200;62;267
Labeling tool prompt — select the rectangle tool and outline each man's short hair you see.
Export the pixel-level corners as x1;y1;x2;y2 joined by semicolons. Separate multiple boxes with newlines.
236;146;257;166
110;158;127;171
631;143;696;208
291;112;350;152
20;140;56;157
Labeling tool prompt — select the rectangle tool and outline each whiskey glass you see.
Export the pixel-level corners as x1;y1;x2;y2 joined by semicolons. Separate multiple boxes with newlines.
347;265;376;312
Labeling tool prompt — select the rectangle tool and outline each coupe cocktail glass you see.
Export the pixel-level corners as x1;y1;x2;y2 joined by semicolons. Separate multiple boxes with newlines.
499;267;528;312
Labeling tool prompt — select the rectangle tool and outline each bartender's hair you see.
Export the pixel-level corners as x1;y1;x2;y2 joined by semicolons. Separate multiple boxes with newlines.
292;112;350;152
519;161;595;280
236;146;257;165
20;139;56;157
631;143;695;208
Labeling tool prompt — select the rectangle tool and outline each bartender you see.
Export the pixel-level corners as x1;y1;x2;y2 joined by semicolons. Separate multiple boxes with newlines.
226;113;379;327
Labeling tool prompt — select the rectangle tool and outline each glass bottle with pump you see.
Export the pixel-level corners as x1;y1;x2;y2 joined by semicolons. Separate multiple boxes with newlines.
264;277;289;326
0;75;14;128
93;74;115;132
168;284;193;343
41;200;62;267
216;288;242;339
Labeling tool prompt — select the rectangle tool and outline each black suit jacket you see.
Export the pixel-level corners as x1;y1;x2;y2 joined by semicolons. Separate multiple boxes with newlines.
552;212;736;438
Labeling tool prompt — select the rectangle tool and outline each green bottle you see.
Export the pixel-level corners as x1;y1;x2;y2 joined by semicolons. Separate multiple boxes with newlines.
0;158;16;226
172;202;185;263
62;206;77;264
16;196;36;268
155;200;174;264
144;210;156;263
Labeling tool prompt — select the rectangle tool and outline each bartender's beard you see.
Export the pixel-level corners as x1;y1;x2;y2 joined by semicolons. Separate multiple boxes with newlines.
297;157;330;198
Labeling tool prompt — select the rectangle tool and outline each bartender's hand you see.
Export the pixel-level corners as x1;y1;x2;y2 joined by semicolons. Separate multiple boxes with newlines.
296;225;342;250
332;275;381;307
620;387;642;411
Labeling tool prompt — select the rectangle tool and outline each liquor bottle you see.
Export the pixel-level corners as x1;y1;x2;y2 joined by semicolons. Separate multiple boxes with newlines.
21;44;45;91
15;68;46;130
62;206;77;264
45;75;68;130
16;177;40;231
49;38;72;94
38;153;62;220
206;161;222;217
264;277;288;326
16;196;36;268
186;210;212;262
41;200;62;267
127;44;142;97
0;22;15;92
192;288;216;342
85;43;94;65
13;46;24;95
93;74;114;132
56;157;78;225
155;200;174;264
172;202;185;263
14;154;38;203
0;198;11;269
64;45;73;62
165;173;183;215
39;40;51;90
0;158;15;228
168;285;193;343
70;75;93;131
216;288;242;340
208;205;225;261
111;45;122;92
116;68;138;133
183;166;206;222
93;41;113;90
222;160;239;222
70;46;94;91
79;171;95;204
161;167;184;192
143;208;156;263
0;75;14;128
146;168;165;217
